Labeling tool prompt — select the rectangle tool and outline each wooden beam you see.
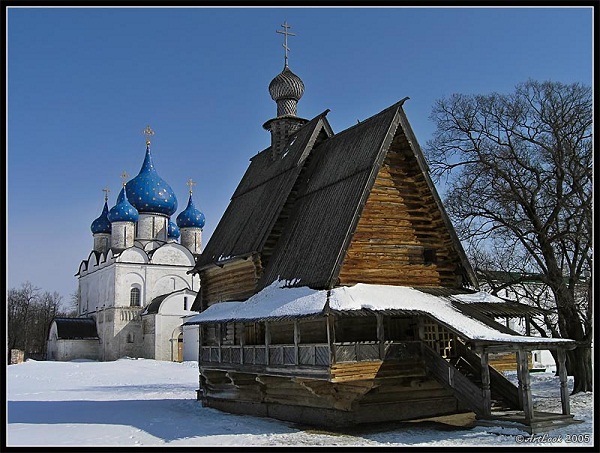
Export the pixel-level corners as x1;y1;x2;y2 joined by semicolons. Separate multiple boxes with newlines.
264;321;271;366
557;348;570;415
480;351;491;417
516;349;534;423
216;323;222;363
294;319;300;366
376;313;385;360
198;324;203;364
326;313;335;365
239;323;245;365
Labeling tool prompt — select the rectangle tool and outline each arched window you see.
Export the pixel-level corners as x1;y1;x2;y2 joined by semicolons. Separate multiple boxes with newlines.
130;287;141;307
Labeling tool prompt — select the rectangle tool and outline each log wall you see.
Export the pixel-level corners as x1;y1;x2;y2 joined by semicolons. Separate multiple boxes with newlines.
200;356;462;427
338;133;463;288
200;256;262;307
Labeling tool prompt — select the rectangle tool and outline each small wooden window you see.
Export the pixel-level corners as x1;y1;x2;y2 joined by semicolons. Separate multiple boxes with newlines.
424;248;437;265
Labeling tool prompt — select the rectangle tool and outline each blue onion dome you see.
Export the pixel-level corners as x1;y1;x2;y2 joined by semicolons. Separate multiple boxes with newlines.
91;200;112;234
125;143;178;216
176;194;206;229
108;187;139;222
168;219;180;239
268;66;305;102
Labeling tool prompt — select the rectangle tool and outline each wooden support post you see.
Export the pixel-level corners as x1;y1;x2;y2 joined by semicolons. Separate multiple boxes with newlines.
217;324;222;363
198;324;203;364
264;321;270;365
517;349;534;423
480;350;492;417
294;319;300;365
239;323;245;365
376;313;385;360
557;348;570;415
326;314;335;365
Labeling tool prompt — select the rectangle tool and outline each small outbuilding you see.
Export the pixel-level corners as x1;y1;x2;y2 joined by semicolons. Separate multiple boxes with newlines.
46;318;100;361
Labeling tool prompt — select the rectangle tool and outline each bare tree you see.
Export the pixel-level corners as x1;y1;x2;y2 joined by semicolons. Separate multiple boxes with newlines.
425;79;592;393
7;282;40;352
7;282;68;360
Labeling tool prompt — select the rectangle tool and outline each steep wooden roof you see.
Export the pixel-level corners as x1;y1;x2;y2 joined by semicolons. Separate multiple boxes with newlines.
193;99;478;294
195;111;333;270
259;100;478;290
258;100;406;289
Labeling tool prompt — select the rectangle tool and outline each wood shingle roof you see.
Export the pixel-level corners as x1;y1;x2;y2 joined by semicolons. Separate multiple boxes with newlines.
195;112;332;270
192;98;479;298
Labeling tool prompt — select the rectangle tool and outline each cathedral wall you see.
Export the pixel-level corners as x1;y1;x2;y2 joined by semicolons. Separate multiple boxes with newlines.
159;292;196;315
111;222;135;250
136;214;168;242
115;266;145;308
98;307;143;361
180;228;202;254
79;266;116;315
93;233;111;255
154;314;184;361
142;315;156;359
150;244;195;266
151;274;191;300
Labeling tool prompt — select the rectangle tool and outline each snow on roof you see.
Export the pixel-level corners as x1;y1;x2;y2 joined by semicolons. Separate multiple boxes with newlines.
184;281;573;346
184;281;325;323
450;291;506;304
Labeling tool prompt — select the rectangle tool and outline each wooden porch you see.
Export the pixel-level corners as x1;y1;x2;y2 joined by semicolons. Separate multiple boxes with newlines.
196;313;579;432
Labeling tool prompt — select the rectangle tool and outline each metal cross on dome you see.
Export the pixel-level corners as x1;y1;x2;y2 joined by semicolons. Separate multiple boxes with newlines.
102;187;110;202
143;125;155;145
276;21;296;68
187;178;196;195
120;171;129;187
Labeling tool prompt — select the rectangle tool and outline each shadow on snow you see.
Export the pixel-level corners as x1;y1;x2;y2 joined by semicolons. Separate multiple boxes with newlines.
7;398;296;442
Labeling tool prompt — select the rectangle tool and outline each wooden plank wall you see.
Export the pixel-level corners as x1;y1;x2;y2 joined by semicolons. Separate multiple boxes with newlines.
489;351;532;372
201;256;262;307
201;358;456;414
338;131;463;288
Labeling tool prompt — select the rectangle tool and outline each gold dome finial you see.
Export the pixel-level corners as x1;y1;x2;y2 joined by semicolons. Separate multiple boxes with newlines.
120;171;129;187
143;125;155;145
186;178;196;195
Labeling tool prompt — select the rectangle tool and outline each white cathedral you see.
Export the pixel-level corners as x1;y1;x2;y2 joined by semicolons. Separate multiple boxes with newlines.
47;128;204;362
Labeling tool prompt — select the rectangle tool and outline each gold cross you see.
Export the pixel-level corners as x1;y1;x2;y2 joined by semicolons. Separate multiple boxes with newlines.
276;21;295;67
143;125;155;145
102;187;110;202
120;171;129;187
186;178;196;194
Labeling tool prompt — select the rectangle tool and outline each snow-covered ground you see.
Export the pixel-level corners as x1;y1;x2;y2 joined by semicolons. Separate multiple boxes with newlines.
6;358;594;447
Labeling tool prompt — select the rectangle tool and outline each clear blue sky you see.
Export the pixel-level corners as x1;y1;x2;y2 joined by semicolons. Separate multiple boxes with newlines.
6;5;593;303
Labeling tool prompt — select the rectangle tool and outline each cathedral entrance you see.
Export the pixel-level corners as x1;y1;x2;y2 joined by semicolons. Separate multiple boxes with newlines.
177;333;183;362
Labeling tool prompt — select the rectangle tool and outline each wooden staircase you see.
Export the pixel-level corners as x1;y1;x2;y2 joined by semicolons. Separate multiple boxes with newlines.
422;341;580;433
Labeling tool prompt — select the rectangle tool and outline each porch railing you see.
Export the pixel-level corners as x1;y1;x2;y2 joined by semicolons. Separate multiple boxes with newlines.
200;341;422;367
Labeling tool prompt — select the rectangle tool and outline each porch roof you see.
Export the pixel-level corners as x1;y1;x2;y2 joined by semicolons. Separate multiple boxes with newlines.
184;281;575;350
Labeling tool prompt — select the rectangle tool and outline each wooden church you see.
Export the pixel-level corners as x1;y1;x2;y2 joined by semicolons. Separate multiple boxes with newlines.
184;24;578;433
